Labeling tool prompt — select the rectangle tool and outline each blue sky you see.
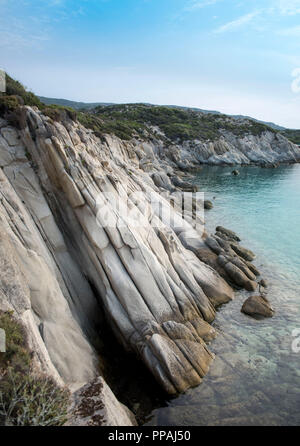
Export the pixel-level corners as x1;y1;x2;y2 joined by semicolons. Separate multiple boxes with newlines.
1;0;300;128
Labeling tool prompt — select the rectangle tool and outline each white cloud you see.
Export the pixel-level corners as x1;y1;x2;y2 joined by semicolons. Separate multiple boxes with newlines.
184;0;221;12
214;10;261;34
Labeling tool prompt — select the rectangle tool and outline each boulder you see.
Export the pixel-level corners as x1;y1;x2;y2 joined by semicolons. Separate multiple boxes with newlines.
171;176;198;192
230;242;256;261
204;200;213;210
67;377;137;426
241;295;274;318
259;279;268;288
216;226;241;242
224;262;252;288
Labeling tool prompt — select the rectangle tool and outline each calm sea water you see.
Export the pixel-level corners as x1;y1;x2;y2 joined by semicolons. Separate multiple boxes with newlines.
146;164;300;426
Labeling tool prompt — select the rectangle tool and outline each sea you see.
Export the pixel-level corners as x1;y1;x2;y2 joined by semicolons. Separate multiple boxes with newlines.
146;164;300;426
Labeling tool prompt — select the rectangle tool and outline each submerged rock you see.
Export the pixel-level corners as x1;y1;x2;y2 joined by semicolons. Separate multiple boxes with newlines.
204;200;214;210
241;295;274;318
259;279;268;288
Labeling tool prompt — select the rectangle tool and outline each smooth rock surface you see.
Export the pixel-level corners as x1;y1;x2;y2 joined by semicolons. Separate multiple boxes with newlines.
241;295;275;318
0;107;234;398
67;377;137;426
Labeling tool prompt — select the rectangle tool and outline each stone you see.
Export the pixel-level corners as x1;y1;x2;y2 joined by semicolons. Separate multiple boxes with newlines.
241;295;275;318
204;200;213;210
151;172;173;191
224;262;251;288
60;170;85;208
245;280;258;292
216;226;241;242
67;377;137;426
246;261;260;277
205;236;223;255
259;279;268;288
230;242;256;261
1;127;20;146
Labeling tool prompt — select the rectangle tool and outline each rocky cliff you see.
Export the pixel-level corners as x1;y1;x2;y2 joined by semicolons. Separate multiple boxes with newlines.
0;103;295;425
158;130;300;168
80;103;300;168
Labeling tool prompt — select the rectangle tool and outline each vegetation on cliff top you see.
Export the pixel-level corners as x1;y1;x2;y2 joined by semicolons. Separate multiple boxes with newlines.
282;129;300;145
1;73;297;145
0;311;69;426
0;74;76;123
89;103;277;142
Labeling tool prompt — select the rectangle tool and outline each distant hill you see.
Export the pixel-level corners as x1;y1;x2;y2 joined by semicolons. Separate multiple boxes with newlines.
38;96;114;110
166;105;286;130
74;102;280;142
3;74;298;146
39;96;288;131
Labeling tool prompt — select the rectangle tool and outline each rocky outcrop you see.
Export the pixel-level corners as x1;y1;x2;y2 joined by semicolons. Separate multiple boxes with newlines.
67;377;137;426
171;131;300;166
138;130;300;169
0;106;235;407
241;295;275;318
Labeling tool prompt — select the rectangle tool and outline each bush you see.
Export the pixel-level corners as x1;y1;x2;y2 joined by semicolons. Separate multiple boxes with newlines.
92;103;277;142
0;95;21;116
282;129;300;145
0;311;70;426
0;370;69;426
5;75;43;108
1;74;77;124
43;104;77;122
0;311;30;373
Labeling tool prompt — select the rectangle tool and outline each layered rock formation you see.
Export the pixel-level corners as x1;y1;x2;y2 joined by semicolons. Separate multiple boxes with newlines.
0;106;234;396
143;130;300;169
0;104;282;423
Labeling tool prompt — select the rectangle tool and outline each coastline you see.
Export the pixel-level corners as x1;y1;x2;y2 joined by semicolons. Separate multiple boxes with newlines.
146;163;300;426
0;105;299;426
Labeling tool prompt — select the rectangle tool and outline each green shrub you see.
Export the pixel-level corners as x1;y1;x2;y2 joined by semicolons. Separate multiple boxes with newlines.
0;311;70;426
282;129;300;145
91;103;277;142
0;95;21;116
43;104;77;122
1;73;77;124
2;73;280;143
5;75;43;109
0;311;30;373
0;370;70;426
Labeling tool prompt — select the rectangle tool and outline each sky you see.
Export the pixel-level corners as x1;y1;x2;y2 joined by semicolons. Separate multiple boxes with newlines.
0;0;300;128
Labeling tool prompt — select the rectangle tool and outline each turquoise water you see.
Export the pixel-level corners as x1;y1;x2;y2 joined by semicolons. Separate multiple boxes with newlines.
147;164;300;426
